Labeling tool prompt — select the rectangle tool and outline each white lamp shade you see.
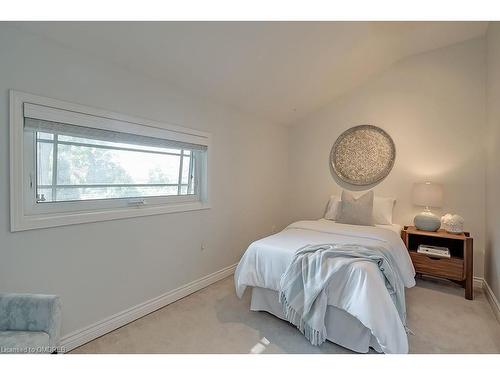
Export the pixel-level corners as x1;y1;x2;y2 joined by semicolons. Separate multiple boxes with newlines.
412;182;443;208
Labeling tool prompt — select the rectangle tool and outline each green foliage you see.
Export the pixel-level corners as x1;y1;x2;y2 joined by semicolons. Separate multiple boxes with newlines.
57;145;132;185
56;143;139;200
147;166;175;184
36;134;191;202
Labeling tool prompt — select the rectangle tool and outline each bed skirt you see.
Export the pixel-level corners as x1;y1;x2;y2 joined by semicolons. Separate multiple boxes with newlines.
250;286;383;353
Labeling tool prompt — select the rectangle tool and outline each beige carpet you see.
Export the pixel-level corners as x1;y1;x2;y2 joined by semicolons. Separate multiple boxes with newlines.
71;276;500;354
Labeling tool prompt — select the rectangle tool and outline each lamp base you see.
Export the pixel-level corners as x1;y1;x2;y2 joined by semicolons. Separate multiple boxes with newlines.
414;211;441;232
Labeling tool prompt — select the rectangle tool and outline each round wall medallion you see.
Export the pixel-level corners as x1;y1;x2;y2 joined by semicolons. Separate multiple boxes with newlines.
330;125;396;186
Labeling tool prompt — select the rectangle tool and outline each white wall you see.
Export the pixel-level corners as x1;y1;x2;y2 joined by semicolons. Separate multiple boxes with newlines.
0;25;289;336
486;23;500;301
288;38;487;277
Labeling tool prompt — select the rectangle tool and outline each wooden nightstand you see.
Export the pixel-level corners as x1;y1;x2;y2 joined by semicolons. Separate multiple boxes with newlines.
401;226;473;300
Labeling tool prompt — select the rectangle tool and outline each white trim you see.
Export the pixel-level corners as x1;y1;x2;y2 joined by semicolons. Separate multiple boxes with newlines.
10;90;25;231
473;277;499;323
16;201;211;232
481;278;500;323
473;276;483;289
10;90;212;231
59;263;237;353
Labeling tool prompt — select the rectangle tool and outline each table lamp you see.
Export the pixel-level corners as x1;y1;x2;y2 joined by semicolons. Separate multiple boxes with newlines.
412;182;443;231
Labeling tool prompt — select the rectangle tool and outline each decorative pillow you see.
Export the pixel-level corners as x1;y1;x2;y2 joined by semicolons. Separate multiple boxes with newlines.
324;195;341;220
373;196;396;225
337;190;375;226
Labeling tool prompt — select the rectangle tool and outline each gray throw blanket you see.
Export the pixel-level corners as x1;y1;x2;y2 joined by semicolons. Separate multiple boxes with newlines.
278;243;406;346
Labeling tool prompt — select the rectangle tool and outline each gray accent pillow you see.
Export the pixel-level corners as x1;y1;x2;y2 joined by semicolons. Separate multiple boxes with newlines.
337;190;375;226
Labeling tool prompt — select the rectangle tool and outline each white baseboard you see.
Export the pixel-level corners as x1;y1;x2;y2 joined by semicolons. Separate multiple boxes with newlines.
474;276;500;323
59;263;237;352
473;276;483;289
482;279;500;323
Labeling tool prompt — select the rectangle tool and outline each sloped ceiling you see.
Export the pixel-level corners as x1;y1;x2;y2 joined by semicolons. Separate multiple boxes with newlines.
12;21;488;125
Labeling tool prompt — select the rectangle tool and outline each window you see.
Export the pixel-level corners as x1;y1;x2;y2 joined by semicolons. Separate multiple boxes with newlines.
28;121;201;204
10;91;210;231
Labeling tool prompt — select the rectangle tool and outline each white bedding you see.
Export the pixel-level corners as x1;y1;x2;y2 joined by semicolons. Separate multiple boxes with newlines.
234;219;416;354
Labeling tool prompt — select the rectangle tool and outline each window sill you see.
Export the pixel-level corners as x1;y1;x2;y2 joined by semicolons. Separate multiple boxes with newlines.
11;201;211;232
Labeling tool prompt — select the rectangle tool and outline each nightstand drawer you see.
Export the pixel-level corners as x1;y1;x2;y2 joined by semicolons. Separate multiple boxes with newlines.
409;252;464;281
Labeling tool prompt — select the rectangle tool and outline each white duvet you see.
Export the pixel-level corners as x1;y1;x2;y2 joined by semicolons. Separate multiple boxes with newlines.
234;219;416;354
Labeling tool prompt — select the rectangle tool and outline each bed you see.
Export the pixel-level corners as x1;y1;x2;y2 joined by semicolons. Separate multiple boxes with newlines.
234;219;416;354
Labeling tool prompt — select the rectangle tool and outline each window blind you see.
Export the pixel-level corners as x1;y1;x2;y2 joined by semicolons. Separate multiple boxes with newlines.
24;118;208;151
23;102;208;151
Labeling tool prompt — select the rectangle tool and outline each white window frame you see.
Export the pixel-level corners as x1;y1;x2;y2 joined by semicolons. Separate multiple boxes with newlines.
10;90;211;231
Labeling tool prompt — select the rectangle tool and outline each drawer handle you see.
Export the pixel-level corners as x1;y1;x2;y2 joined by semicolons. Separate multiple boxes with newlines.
427;256;443;261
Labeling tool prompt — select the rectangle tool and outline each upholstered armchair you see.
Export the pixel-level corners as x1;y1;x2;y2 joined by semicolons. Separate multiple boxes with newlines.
0;294;62;354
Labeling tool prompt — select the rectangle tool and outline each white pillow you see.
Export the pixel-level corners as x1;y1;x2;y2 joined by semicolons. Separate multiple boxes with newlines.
324;193;395;224
373;196;396;225
324;195;341;220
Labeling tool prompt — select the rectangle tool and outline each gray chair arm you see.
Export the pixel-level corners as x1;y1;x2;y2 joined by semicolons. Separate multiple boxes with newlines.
0;294;62;348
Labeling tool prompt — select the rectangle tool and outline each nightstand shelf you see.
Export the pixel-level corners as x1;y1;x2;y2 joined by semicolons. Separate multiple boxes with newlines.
402;226;473;300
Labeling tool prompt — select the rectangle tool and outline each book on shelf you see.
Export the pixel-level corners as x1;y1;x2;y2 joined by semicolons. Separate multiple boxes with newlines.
417;244;450;258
